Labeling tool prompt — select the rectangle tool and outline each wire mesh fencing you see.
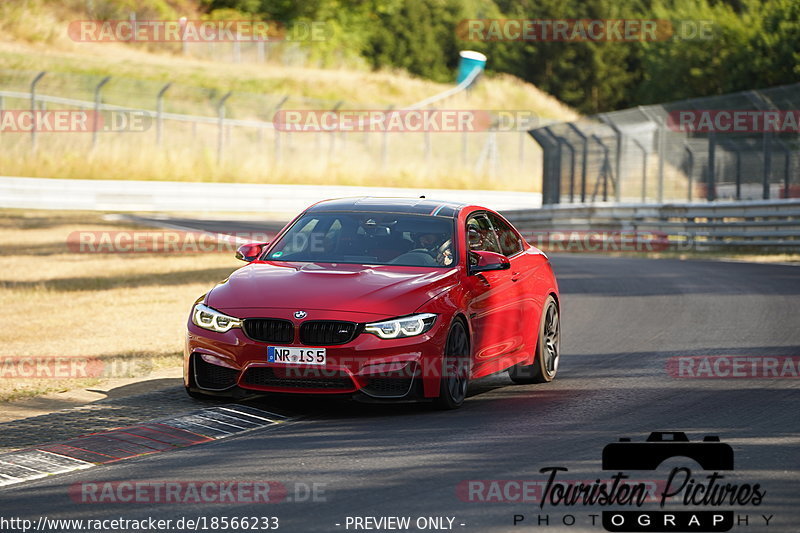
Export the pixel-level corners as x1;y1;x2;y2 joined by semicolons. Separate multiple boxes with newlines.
0;69;543;191
530;83;800;205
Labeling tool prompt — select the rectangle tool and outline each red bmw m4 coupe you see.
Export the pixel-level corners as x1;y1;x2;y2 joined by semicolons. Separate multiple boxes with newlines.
184;197;560;409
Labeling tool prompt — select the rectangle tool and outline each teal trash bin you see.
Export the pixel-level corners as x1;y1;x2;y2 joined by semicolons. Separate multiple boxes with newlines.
456;50;487;86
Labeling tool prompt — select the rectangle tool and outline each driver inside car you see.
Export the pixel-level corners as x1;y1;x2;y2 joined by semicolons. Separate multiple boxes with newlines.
411;231;453;266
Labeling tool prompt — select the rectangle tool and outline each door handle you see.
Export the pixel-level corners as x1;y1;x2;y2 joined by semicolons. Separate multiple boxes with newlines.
511;271;521;282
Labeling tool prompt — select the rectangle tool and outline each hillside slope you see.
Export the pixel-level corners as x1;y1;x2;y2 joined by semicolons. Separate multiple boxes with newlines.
0;0;578;190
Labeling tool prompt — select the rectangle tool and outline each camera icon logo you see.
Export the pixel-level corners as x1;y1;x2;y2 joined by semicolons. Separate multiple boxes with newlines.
602;431;734;471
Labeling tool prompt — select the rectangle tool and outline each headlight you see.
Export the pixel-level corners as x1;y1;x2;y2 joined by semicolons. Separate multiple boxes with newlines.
364;313;437;339
192;303;242;333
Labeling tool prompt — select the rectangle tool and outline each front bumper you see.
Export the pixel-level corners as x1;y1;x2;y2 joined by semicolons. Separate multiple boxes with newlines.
184;309;449;401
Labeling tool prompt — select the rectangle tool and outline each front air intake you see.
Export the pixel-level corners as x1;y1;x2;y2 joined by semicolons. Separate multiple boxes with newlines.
243;318;294;343
299;321;359;345
242;367;355;391
193;355;239;390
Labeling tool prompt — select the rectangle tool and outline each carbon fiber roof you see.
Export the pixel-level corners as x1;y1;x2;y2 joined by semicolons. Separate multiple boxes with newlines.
305;197;467;218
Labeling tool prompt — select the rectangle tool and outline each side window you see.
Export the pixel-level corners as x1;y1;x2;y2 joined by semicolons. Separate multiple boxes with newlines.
465;213;502;255
488;213;524;257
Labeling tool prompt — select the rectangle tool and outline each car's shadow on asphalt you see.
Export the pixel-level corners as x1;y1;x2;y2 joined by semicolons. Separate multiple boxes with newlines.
185;371;520;420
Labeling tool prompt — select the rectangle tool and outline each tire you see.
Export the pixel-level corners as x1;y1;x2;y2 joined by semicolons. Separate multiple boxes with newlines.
509;296;560;384
434;319;471;409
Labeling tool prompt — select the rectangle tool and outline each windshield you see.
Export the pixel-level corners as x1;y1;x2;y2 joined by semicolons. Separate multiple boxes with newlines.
265;212;456;268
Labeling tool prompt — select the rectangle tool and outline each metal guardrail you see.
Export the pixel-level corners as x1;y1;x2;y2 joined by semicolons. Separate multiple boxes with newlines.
503;200;800;250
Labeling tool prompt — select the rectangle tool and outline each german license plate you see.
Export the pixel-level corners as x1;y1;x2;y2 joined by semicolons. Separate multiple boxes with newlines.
267;346;326;365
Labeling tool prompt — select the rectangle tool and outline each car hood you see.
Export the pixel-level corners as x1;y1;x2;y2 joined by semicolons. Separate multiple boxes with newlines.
207;261;458;318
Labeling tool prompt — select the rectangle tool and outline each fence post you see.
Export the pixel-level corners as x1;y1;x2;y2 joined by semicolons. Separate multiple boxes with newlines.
217;91;232;164
632;139;647;203
381;105;393;171
684;145;694;202
657;121;665;203
424;108;433;164
489;128;498;179
781;144;791;198
473;131;493;176
768;138;792;200
156;82;171;146
762;131;772;199
566;123;588;203
528;127;557;204
30;71;46;151
706;131;716;201
179;17;188;56
548;129;562;204
639;107;665;203
580;132;588;202
592;135;612;202
92;76;111;149
129;12;137;42
272;96;288;166
735;149;742;200
328;101;343;163
556;137;576;203
536;127;561;204
746;88;785;200
600;115;623;202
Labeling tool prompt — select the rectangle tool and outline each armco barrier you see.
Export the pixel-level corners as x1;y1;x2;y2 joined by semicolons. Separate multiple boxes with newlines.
503;199;800;250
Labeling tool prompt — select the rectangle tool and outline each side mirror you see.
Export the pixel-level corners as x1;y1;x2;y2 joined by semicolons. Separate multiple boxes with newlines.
235;242;267;262
468;250;510;274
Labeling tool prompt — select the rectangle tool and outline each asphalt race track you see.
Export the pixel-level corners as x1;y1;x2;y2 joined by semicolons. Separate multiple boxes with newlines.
1;218;798;533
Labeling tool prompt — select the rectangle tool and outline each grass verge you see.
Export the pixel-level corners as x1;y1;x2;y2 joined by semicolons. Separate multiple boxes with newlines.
0;209;244;402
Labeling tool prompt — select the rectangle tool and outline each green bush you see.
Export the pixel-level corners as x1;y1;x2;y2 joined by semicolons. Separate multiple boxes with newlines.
131;0;800;112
